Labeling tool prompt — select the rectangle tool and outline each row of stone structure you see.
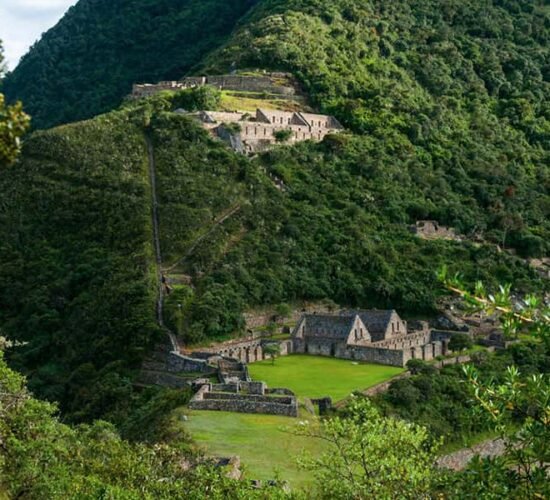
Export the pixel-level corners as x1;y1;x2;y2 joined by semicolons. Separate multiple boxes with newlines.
291;310;456;367
132;73;297;98
193;108;343;153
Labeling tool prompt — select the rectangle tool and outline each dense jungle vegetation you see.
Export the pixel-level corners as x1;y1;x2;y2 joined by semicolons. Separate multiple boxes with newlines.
0;91;545;421
373;341;550;442
0;0;548;423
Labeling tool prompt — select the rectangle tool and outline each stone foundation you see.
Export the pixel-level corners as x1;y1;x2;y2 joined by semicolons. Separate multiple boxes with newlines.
189;383;298;417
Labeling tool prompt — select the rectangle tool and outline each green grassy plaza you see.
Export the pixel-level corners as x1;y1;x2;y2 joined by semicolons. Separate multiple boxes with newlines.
248;354;404;402
185;355;403;485
186;410;322;486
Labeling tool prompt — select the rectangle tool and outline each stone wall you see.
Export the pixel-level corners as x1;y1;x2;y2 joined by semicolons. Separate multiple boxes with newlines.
137;371;194;389
203;392;294;405
349;345;408;366
189;384;298;417
193;338;291;364
132;73;297;99
167;352;211;373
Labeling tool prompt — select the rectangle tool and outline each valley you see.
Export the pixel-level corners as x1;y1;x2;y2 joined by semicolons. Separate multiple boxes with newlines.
0;0;548;497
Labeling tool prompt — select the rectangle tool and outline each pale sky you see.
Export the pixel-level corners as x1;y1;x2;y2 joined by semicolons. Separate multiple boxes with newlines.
0;0;77;70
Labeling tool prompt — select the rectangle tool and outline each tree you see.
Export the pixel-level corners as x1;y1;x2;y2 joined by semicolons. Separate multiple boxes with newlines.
406;358;436;375
0;42;30;167
275;303;292;322
294;398;439;499
440;268;550;498
448;333;473;352
263;342;281;365
273;129;293;143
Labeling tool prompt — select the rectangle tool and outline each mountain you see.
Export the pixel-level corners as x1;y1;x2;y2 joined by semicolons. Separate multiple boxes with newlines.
0;88;546;420
0;0;548;421
1;0;259;129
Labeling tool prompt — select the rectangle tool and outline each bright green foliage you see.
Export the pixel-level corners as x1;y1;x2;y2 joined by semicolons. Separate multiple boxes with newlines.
0;349;285;499
248;355;402;401
439;282;550;499
294;398;439;499
0;94;30;167
374;341;549;444
262;342;281;364
448;332;473;351
273;128;293;143
0;44;30;167
2;0;259;129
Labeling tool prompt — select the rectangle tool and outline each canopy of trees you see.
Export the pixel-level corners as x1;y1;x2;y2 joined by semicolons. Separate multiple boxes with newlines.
1;0;259;129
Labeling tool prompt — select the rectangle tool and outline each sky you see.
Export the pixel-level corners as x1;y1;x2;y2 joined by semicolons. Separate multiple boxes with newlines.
0;0;77;70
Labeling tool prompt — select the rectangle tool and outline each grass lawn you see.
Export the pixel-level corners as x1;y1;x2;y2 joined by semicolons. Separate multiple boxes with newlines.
249;354;404;402
185;410;323;487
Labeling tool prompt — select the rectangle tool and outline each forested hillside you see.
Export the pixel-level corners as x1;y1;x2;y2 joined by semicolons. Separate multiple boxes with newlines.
1;0;259;129
0;0;548;421
0;91;545;420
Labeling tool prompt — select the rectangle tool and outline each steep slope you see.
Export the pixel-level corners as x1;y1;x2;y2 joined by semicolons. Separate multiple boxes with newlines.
1;0;259;129
0;0;548;423
0;108;161;421
0;89;546;420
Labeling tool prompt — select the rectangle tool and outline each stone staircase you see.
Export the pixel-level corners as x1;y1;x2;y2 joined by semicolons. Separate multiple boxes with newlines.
218;359;250;383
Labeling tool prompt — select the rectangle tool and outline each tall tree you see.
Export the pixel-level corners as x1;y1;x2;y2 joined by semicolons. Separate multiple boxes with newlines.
0;41;30;167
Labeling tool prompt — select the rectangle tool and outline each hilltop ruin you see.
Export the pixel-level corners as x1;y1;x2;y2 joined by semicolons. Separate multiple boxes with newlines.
192;108;343;153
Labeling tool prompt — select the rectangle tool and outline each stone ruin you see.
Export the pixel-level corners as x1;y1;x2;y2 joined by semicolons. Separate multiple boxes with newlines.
291;310;463;367
193;108;343;153
131;73;297;98
189;380;298;417
410;220;460;241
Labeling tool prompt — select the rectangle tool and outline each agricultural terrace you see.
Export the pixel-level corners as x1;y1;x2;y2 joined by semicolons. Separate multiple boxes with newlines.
248;354;403;402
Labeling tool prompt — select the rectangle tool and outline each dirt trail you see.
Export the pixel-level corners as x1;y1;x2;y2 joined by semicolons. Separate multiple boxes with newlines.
145;132;178;351
164;203;242;273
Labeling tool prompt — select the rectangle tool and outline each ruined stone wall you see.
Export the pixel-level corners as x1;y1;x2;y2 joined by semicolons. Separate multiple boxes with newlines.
167;352;211;373
189;384;298;417
203;392;294;405
373;330;431;350
346;345;408;367
194;338;291;364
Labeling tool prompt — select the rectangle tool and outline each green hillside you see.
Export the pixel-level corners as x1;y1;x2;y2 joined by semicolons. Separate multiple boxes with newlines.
0;0;548;421
0;89;546;420
1;0;259;129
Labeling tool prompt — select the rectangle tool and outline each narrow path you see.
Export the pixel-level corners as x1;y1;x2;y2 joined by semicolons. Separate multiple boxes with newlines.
437;438;506;470
164;203;242;273
145;131;179;352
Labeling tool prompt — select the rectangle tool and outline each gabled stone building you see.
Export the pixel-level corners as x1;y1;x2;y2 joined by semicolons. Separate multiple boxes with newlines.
193;108;343;153
292;313;371;357
291;310;445;367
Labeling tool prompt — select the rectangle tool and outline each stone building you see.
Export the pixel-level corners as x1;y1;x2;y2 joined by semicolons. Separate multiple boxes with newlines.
292;310;447;367
410;220;460;241
194;108;343;153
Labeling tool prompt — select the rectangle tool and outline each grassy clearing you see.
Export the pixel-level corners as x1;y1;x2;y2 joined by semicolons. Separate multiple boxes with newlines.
249;354;403;402
185;410;323;487
219;91;305;112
